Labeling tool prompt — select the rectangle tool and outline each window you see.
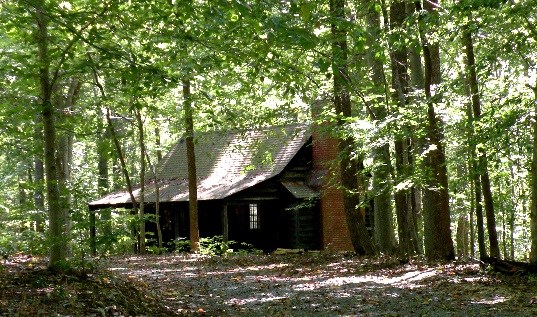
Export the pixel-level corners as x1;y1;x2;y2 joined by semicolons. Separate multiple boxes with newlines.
249;203;259;229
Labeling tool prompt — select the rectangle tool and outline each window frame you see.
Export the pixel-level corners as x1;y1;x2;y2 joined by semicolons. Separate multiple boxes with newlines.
249;203;259;230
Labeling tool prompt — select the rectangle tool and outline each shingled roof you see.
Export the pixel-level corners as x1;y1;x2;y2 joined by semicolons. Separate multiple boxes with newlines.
89;124;312;209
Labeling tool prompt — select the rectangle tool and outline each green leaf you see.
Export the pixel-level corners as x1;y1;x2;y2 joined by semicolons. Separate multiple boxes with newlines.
299;2;311;22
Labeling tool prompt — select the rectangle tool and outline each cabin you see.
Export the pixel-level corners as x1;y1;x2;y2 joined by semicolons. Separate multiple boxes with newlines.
89;123;362;252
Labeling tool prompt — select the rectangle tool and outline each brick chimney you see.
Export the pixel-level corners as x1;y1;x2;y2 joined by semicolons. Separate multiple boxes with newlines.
310;101;354;251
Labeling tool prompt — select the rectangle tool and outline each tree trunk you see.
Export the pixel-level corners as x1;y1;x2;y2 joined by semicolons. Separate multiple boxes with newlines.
134;107;146;254
456;214;469;258
363;0;395;254
145;152;163;249
330;0;376;255
33;114;45;233
18;170;28;231
529;85;537;264
35;0;68;269
389;0;420;257
506;138;518;260
468;159;476;258
183;78;200;252
463;71;486;259
405;2;425;255
471;144;487;259
155;126;163;162
106;108;139;253
462;22;500;259
91;64;139;253
416;0;455;261
55;77;81;258
97;124;112;242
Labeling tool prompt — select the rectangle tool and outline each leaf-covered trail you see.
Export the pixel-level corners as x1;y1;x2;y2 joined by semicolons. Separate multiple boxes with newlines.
105;253;537;316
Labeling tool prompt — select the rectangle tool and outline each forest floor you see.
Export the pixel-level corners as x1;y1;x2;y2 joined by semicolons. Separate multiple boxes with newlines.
2;252;537;316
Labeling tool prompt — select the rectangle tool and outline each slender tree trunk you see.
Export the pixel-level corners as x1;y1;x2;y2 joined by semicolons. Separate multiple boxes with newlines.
330;0;376;255
471;146;487;259
463;68;486;259
390;0;418;257
91;65;139;253
33;114;45;233
145;152;163;249
529;85;537;264
106;109;139;252
154;124;164;247
468;158;476;258
35;0;68;269
364;0;395;254
155;126;163;162
506;138;518;260
97;125;112;241
134;108;146;254
18;171;28;231
183;78;200;252
55;78;80;257
406;2;425;255
416;0;454;260
462;23;500;259
502;208;507;259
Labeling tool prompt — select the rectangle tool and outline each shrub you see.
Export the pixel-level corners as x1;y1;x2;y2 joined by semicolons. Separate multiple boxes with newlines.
169;237;191;253
170;236;260;255
199;236;230;256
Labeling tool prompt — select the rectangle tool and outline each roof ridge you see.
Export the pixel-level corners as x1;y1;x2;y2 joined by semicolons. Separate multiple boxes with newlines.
184;122;311;138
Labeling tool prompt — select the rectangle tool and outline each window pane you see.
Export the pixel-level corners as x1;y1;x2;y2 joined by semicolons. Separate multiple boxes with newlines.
249;203;259;229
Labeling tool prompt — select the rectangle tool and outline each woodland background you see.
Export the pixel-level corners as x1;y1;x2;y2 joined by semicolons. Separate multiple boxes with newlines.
0;0;536;269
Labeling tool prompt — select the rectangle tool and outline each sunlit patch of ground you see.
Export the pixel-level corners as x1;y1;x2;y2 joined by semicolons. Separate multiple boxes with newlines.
103;254;537;316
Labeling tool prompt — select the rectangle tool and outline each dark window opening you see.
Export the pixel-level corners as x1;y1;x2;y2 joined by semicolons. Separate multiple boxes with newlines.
249;203;259;229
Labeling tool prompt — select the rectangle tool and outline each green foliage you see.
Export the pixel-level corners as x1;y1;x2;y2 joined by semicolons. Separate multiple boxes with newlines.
169;237;191;254
169;236;260;256
199;236;233;256
0;0;535;261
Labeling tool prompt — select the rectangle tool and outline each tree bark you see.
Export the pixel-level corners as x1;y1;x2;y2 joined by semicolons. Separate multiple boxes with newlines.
35;0;68;269
330;0;376;255
470;139;487;259
416;0;455;261
183;78;200;252
406;2;425;255
468;158;476;258
55;77;81;257
134;107;146;254
33;114;45;233
155;126;163;162
363;0;395;254
389;0;418;257
529;85;537;264
462;22;500;259
106;108;139;253
97;124;112;243
90;63;139;253
145;152;163;249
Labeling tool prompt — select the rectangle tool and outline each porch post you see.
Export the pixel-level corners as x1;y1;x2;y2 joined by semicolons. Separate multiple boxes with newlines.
222;203;229;242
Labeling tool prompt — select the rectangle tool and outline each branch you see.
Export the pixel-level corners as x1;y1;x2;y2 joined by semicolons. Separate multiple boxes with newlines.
50;2;111;88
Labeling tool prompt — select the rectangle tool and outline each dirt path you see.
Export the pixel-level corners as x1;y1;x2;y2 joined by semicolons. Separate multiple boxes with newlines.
105;253;537;316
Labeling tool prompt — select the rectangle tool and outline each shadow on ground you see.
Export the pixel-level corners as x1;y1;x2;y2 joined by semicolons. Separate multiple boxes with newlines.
106;253;537;316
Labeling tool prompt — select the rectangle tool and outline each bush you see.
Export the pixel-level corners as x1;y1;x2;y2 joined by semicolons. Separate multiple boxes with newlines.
170;236;260;256
168;237;190;253
199;236;231;256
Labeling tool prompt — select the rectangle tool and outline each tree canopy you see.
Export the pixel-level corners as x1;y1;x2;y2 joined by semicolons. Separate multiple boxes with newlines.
0;0;536;265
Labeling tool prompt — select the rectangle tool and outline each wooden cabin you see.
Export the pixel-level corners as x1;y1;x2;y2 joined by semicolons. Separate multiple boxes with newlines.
89;123;360;252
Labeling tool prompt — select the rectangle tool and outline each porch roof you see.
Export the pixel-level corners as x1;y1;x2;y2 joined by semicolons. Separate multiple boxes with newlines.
89;124;313;209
